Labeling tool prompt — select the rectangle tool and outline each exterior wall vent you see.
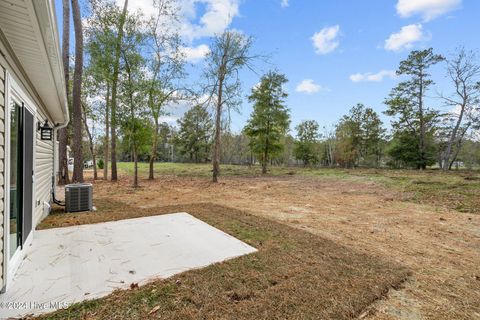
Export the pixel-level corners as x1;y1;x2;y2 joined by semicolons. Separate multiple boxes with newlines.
65;183;93;213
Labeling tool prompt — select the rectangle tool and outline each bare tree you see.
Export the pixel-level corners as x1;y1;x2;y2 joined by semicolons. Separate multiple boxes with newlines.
58;0;70;185
440;47;480;170
110;0;129;181
203;31;256;182
71;0;84;182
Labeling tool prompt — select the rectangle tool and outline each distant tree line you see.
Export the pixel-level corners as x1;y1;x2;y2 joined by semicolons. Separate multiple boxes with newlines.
107;47;480;173
58;0;480;188
96;48;480;176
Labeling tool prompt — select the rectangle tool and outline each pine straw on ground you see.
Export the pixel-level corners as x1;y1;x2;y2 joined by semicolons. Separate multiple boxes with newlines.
37;201;410;320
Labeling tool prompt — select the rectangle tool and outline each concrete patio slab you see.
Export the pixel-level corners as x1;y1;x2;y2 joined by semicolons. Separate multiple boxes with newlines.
0;213;257;319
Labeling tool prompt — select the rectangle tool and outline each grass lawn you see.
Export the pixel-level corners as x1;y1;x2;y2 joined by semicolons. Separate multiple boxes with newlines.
38;202;409;320
115;162;480;214
37;163;479;318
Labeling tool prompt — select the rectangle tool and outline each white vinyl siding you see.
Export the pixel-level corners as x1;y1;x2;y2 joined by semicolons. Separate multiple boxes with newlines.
0;0;67;293
34;111;53;225
0;63;5;289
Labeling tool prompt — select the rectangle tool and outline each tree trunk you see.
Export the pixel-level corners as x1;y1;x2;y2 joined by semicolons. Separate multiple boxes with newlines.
81;103;97;180
133;147;138;188
58;128;70;184
124;55;138;188
212;77;224;183
58;0;70;186
418;72;426;170
328;145;332;166
85;123;97;180
103;84;110;180
71;0;83;183
448;126;469;169
110;0;128;181
443;103;466;171
262;133;269;174
148;155;155;179
148;118;158;180
92;155;97;178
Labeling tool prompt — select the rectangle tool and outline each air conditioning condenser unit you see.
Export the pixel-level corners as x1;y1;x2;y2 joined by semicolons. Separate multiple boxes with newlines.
65;183;93;213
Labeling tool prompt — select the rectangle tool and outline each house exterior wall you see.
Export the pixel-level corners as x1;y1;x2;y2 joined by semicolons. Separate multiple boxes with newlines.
0;34;57;290
34;110;54;225
0;36;56;228
0;61;5;290
0;0;67;293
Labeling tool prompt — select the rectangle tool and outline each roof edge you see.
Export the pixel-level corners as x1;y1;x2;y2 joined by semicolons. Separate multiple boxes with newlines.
32;0;69;126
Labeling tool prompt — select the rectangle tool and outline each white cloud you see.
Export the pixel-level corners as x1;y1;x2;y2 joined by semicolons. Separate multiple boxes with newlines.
295;79;326;94
311;25;340;55
115;0;240;42
384;24;425;52
281;0;289;8
396;0;461;21
180;0;240;41
180;44;210;63
116;0;154;14
350;70;397;82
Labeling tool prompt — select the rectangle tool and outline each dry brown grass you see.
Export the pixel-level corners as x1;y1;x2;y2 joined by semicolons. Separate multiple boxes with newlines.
37;202;409;320
37;167;480;319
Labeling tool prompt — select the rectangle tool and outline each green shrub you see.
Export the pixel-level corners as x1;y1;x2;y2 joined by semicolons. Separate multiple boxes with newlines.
98;159;104;169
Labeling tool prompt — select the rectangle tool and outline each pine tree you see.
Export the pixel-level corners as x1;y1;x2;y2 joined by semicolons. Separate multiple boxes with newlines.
176;105;214;163
71;0;84;182
385;48;444;169
244;71;290;174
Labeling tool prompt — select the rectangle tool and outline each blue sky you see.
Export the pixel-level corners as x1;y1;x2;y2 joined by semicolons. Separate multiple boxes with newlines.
55;0;479;134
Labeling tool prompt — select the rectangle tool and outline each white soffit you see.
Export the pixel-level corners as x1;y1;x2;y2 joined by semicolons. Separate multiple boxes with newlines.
0;0;67;124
